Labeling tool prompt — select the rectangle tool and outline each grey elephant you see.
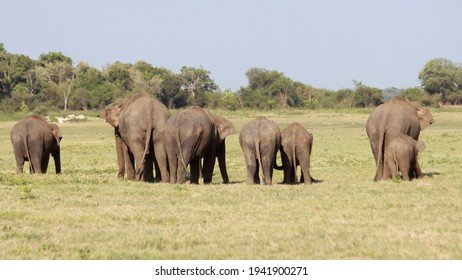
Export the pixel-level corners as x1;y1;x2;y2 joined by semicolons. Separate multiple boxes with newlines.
165;106;235;184
239;116;281;185
99;93;170;182
366;96;433;181
280;122;315;184
10;115;62;174
385;134;425;181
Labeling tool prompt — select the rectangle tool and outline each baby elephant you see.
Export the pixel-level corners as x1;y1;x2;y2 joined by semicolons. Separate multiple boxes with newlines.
385;134;425;181
280;123;315;184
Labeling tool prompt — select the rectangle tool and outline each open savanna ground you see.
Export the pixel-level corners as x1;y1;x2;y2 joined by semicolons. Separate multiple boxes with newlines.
0;109;461;259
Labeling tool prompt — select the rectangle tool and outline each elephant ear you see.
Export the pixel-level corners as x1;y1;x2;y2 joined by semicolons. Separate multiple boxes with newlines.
100;102;123;127
416;141;425;152
417;108;434;130
49;124;62;146
215;116;236;140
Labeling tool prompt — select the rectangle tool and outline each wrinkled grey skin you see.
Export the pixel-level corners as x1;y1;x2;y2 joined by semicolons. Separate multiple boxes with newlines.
280;122;315;184
99;94;170;182
385;134;425;181
10;115;62;174
366;96;434;181
165;106;235;184
239;116;281;185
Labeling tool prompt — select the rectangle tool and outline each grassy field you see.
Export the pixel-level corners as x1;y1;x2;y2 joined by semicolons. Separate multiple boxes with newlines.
0;108;461;259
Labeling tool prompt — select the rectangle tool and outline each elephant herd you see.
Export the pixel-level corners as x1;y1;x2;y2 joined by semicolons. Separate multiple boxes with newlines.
9;94;434;184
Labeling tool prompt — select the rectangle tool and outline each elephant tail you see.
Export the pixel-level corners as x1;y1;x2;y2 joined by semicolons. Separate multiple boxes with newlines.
292;145;297;182
136;117;153;179
176;128;190;178
375;118;387;181
255;140;265;181
22;135;35;173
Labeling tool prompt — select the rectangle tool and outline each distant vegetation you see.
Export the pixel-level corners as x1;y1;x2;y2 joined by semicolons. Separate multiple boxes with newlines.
1;42;461;115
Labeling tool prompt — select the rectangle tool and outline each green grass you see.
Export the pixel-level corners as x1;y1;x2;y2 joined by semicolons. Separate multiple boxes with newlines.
0;109;461;259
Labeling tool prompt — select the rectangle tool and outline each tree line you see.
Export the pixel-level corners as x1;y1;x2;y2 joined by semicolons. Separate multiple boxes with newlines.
1;42;462;114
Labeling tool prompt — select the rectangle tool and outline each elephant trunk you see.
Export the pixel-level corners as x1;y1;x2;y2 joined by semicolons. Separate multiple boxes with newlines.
53;148;61;174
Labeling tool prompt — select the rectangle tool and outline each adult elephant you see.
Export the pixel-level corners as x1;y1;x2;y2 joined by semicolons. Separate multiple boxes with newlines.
366;96;434;181
239;116;281;185
165;106;235;184
10;115;62;174
280;122;315;184
99;93;170;182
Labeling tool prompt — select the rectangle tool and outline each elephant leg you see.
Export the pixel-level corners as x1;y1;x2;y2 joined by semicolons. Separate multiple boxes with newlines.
190;160;200;184
281;151;291;184
244;150;258;185
167;145;178;184
299;157;312;184
217;142;229;184
125;144;136;181
30;150;43;174
41;154;50;174
143;147;154;183
202;151;217;184
14;153;25;173
261;155;273;185
154;140;169;183
131;142;147;181
115;135;125;179
399;159;411;181
176;145;193;184
413;158;424;179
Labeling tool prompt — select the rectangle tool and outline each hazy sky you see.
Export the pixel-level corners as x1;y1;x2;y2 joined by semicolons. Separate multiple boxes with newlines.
2;0;461;91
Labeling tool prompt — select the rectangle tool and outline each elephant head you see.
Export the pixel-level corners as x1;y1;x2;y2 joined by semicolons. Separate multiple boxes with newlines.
48;123;62;174
417;107;434;130
99;98;126;127
214;115;236;141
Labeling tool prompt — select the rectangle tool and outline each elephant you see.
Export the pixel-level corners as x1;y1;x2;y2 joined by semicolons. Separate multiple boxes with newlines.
165;106;235;184
10;115;62;174
280;122;315;184
366;96;433;181
385;134;425;181
239;116;281;185
99;93;170;182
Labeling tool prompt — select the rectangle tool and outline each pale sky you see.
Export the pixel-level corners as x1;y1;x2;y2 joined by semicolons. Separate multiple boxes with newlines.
2;0;461;91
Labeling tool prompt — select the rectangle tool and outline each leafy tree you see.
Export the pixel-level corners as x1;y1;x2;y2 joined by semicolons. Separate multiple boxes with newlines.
400;87;433;106
219;90;240;110
418;58;462;104
382;87;401;101
0;50;35;99
104;62;133;91
36;53;75;111
38;51;72;66
180;66;218;106
352;80;383;108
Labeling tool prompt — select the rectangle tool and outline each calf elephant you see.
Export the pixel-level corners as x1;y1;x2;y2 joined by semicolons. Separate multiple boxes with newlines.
239;116;281;185
385;134;425;181
10;115;62;174
165;106;235;184
280;122;315;184
99;93;170;182
366;96;433;181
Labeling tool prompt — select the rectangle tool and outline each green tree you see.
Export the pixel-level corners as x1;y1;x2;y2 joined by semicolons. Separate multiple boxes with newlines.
104;62;133;91
352;80;383;108
180;66;218;106
418;58;462;104
219;90;240;110
36;53;75;111
0;50;35;99
400;87;433;106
